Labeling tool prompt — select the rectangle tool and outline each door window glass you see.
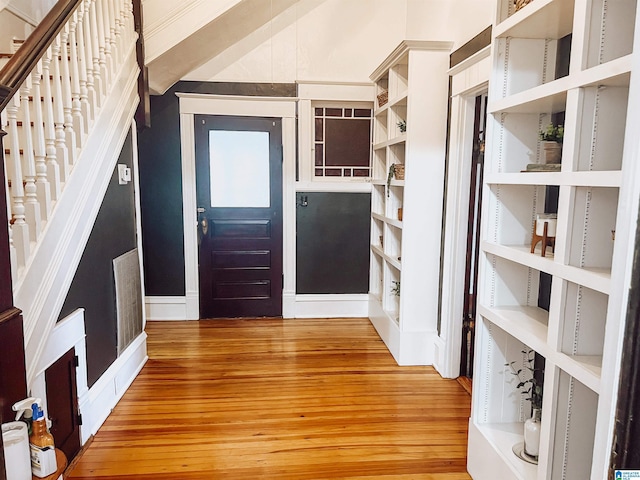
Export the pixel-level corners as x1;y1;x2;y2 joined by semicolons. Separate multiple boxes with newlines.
209;130;270;207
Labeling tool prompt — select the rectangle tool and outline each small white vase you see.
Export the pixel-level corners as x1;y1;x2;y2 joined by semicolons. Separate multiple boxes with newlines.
524;408;541;458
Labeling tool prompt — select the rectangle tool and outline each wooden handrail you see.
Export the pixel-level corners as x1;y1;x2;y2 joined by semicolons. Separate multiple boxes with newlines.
0;0;82;112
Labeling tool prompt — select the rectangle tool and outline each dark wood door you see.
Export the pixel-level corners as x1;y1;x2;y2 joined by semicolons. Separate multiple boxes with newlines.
195;115;283;318
460;93;488;379
46;347;81;463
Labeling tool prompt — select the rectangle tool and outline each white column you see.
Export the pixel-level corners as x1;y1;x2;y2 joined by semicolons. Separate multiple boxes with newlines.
69;12;86;146
89;0;104;104
75;5;92;131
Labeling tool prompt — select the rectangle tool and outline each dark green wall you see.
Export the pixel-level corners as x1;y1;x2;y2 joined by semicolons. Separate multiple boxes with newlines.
59;129;137;387
296;192;371;294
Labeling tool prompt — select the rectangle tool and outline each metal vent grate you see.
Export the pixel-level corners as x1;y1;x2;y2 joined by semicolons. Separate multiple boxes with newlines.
113;248;143;355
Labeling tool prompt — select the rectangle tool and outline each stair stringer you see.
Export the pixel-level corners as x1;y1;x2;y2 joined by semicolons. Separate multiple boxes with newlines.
14;48;140;386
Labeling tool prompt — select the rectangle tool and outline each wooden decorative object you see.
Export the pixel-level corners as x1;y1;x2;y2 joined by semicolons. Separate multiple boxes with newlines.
530;220;555;257
514;0;533;11
377;91;388;107
397;208;403;221
393;164;405;180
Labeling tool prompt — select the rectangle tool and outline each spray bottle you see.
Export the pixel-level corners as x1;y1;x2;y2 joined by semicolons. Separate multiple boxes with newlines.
28;400;57;478
12;397;36;435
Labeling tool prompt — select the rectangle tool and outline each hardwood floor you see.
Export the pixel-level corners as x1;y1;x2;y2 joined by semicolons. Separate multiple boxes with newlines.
67;318;472;479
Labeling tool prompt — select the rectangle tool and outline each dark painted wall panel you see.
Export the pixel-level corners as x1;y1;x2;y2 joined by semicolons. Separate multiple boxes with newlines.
59;129;137;387
138;82;296;296
296;192;370;294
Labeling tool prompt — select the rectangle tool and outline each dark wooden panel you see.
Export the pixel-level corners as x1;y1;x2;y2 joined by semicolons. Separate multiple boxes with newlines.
0;131;13;312
215;281;271;299
296;192;370;294
46;348;81;463
450;26;492;68
212;220;271;239
213;251;271;269
0;308;28;424
59;130;137;387
325;118;371;167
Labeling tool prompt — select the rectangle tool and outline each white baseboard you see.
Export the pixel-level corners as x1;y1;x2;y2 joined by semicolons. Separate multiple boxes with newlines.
368;294;436;366
147;294;369;320
79;333;148;444
293;294;369;318
145;296;197;320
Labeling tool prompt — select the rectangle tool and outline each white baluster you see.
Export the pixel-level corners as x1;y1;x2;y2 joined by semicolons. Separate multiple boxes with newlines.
82;0;99;110
100;0;113;83
19;83;41;242
68;13;86;145
31;60;52;219
42;47;61;201
89;0;104;103
111;0;123;64
76;3;93;126
121;0;131;48
5;96;30;267
94;0;108;87
51;36;71;182
60;25;78;164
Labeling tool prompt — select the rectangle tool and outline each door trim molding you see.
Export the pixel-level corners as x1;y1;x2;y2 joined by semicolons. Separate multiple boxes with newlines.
178;94;296;318
436;52;490;379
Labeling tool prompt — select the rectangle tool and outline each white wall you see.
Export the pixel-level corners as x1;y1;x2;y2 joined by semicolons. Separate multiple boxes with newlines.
5;0;56;25
183;0;494;84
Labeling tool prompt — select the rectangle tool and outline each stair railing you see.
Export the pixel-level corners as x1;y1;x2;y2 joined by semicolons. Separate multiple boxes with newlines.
0;0;136;286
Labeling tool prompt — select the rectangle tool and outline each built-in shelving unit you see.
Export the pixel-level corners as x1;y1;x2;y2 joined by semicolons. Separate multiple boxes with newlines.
368;41;451;365
468;1;639;479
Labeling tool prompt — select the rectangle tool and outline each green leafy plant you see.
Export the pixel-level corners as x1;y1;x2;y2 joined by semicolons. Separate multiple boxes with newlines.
505;349;543;412
386;164;397;197
391;280;400;296
397;120;406;133
539;124;564;143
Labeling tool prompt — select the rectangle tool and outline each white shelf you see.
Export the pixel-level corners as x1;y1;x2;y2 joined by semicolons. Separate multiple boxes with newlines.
372;134;407;150
554;353;602;394
476;423;538;480
494;0;574;39
485;171;622;188
478;305;549;356
482;242;611;294
490;76;570;114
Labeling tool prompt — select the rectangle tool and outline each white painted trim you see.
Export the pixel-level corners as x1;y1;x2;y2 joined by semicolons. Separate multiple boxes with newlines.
295;181;372;193
297;82;375;101
130;123;148;331
79;333;147;444
145;296;195;321
177;94;296;118
30;309;88;430
293;294;369;319
178;95;297;320
5;3;39;26
16;48;140;385
370;40;453;82
447;45;492;76
436;49;490;379
368;295;437;365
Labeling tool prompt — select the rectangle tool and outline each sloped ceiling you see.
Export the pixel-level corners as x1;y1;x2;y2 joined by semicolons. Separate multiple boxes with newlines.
144;0;305;95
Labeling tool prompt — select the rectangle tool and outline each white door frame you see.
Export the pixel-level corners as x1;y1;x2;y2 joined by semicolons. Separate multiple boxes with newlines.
434;47;491;378
177;93;297;319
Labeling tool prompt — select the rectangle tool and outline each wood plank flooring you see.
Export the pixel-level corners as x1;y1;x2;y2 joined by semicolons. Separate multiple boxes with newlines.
67;318;472;479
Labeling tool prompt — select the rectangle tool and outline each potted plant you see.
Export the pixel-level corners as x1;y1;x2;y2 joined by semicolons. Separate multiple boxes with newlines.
506;349;543;460
386;164;405;196
539;124;564;164
391;280;400;296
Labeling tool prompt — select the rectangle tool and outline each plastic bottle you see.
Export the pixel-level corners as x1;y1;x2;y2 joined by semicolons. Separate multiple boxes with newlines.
12;397;36;435
29;403;57;478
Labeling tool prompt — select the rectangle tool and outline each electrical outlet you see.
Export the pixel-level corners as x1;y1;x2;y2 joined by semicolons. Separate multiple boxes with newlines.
118;164;131;185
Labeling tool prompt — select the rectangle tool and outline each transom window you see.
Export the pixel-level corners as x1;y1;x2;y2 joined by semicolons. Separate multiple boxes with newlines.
314;106;372;178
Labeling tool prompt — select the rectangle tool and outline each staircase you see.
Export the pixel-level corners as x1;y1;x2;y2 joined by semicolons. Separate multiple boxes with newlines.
0;0;140;385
